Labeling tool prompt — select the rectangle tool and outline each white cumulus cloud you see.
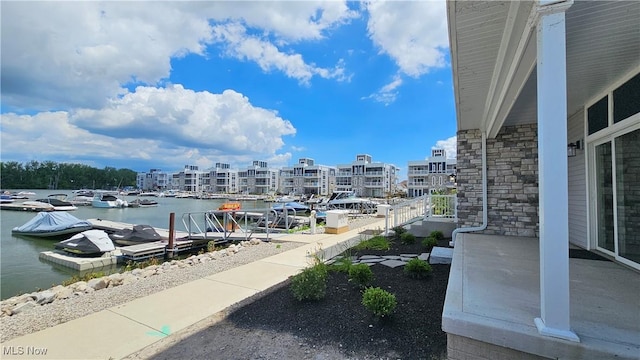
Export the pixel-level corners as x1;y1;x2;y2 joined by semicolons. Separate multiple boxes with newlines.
0;1;357;110
365;0;449;77
1;86;296;169
362;75;404;105
432;136;457;159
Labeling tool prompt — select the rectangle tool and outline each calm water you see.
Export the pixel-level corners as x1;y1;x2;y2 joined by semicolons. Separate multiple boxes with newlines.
0;190;269;300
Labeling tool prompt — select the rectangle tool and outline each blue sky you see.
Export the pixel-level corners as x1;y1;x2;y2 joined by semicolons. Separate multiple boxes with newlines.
0;1;456;180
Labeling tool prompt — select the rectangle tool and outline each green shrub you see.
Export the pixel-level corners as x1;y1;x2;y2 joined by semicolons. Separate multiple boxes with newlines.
207;241;217;252
353;235;391;251
290;264;327;301
362;287;397;318
330;256;353;273
62;271;105;286
400;232;416;244
429;230;444;240
422;236;438;248
392;226;407;240
348;263;374;287
404;258;432;279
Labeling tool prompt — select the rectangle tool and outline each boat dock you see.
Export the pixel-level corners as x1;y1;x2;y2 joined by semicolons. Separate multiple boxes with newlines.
39;251;119;271
38;218;289;270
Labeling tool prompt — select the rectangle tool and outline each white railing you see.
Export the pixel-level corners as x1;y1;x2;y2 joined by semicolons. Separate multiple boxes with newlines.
384;194;457;234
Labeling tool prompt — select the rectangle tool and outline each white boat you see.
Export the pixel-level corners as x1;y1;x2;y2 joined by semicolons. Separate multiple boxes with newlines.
12;212;93;237
68;190;94;206
92;192;128;208
13;200;56;212
323;191;379;213
34;193;78;211
138;192;159;197
128;198;158;207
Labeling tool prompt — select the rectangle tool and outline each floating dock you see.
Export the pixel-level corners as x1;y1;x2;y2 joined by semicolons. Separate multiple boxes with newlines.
39;251;119;271
38;218;290;270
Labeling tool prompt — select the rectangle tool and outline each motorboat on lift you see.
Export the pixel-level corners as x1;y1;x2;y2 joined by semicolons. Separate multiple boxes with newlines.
271;202;310;213
92;192;128;208
68;190;94;206
322;191;379;213
11;212;93;237
54;230;115;256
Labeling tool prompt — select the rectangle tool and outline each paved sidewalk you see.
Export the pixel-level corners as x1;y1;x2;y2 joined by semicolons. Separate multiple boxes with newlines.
1;218;386;360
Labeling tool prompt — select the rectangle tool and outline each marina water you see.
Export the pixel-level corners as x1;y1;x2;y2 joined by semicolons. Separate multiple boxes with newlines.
1;190;270;300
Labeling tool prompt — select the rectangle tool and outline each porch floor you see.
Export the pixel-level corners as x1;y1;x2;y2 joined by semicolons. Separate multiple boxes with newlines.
442;233;640;359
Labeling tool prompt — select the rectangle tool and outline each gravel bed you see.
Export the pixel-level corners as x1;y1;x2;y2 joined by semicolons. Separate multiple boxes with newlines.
0;240;302;343
1;215;383;344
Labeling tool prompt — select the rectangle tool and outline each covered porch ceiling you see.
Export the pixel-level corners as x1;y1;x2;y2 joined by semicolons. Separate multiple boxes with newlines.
448;0;640;137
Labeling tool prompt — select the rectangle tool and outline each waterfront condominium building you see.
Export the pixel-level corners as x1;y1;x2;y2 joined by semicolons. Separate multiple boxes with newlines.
407;149;457;197
278;158;336;196
200;163;239;194
238;160;279;195
171;165;204;192
336;154;399;198
136;168;169;191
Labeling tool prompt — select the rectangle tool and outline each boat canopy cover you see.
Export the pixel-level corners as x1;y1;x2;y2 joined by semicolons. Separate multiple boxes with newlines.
271;202;310;211
54;230;115;255
110;224;162;243
12;212;92;233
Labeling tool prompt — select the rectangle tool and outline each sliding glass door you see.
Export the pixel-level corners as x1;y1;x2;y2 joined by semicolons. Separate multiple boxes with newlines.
593;128;640;268
614;129;640;264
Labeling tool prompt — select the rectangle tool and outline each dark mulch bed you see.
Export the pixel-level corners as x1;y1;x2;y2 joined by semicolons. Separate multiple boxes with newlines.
225;237;451;360
147;236;451;360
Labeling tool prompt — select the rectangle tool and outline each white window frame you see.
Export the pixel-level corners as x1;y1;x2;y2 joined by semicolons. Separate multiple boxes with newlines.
585;67;640;270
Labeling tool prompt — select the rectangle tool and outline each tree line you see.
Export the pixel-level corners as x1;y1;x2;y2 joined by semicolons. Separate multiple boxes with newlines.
1;161;138;190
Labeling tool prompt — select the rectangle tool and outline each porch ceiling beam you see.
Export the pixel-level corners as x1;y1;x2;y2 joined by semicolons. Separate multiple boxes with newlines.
483;2;538;138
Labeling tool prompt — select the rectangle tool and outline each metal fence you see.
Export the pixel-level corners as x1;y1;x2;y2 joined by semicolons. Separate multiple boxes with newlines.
180;207;308;243
384;194;457;234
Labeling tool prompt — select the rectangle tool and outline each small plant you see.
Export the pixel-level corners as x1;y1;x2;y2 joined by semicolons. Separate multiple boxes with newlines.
348;263;374;287
275;244;281;249
392;226;407;240
354;235;390;251
121;256;161;273
429;230;444;241
207;241;217;252
404;258;432;279
329;256;353;273
400;232;416;245
290;264;327;301
362;287;397;318
62;271;106;286
422;236;438;248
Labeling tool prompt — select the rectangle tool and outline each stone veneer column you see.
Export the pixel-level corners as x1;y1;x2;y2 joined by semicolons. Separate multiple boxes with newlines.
457;124;539;237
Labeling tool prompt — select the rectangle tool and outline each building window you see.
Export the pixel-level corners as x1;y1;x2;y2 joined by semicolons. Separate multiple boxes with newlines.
588;96;609;135
613;73;640;124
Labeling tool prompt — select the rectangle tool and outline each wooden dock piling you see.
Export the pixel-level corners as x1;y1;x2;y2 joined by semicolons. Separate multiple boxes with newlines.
168;212;175;259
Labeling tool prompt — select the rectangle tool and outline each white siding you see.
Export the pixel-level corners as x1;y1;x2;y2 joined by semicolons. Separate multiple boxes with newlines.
568;109;588;248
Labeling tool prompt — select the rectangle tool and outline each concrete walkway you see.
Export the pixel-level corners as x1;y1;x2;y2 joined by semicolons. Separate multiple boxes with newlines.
1;218;387;360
